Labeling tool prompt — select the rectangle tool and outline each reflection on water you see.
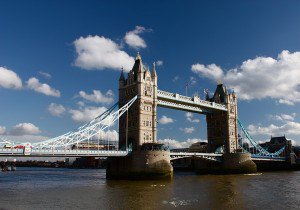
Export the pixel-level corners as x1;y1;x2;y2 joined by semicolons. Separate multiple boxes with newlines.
0;168;300;209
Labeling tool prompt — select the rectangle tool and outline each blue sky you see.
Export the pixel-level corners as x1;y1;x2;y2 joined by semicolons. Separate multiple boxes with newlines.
1;0;300;147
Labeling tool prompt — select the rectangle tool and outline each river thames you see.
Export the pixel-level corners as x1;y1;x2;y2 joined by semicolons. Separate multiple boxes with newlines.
0;168;299;209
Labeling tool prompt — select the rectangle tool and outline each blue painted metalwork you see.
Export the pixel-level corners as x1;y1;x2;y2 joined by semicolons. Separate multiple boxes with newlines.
238;119;286;158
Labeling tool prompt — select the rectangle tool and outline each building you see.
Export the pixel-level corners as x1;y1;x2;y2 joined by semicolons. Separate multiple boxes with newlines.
259;135;290;153
188;142;208;153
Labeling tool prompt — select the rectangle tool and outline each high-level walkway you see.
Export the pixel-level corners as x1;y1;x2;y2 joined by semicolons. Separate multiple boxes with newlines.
157;90;227;113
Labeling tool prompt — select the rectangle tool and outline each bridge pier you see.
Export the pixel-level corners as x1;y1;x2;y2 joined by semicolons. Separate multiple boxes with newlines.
193;153;257;174
106;149;173;180
222;153;257;174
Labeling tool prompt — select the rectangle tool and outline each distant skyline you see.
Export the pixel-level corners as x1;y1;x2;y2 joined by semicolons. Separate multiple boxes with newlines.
1;0;300;147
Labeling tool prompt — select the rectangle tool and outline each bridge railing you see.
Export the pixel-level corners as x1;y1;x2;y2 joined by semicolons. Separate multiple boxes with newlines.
0;148;129;157
157;100;207;113
0;148;23;154
170;152;222;157
157;90;227;111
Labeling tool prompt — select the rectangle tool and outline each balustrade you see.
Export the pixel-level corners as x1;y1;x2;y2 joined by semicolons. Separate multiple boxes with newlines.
157;89;227;111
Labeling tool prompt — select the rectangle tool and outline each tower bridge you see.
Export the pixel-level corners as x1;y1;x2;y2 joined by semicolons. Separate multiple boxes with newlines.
0;53;290;179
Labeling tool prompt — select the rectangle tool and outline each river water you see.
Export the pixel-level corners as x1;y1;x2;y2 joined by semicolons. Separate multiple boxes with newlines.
0;168;299;210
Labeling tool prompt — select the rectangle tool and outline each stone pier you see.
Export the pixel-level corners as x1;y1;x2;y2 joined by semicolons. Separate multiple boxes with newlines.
107;149;173;180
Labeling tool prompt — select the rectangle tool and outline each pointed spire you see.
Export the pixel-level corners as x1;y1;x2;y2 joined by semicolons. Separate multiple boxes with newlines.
151;62;157;78
205;89;210;101
119;66;125;81
132;52;143;74
136;52;142;61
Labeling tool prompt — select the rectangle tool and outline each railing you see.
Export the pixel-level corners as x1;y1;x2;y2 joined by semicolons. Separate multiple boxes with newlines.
0;148;128;157
169;152;222;162
178;95;193;102
170;152;222;157
251;155;285;161
157;100;207;113
0;148;23;154
157;90;227;111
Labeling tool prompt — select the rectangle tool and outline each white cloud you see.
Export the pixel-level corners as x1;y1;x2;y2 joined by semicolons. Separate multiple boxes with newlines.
158;138;206;149
0;135;49;144
48;103;66;117
91;130;119;142
0;67;22;89
27;77;60;97
172;76;180;82
278;99;295;106
156;60;163;66
248;121;300;136
192;50;300;105
185;112;200;123
124;26;149;49
269;113;296;122
78;89;114;104
180;127;195;134
10;123;41;136
39;71;52;79
77;101;85;107
191;64;223;81
74;35;134;71
0;126;6;135
158;115;174;124
69;106;107;123
189;76;197;86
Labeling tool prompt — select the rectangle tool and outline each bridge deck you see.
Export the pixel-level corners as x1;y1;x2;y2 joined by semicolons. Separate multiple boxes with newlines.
0;148;286;161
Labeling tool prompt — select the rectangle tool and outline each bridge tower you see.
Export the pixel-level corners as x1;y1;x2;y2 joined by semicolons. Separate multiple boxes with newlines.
206;82;238;153
107;53;173;180
118;53;158;150
205;83;256;173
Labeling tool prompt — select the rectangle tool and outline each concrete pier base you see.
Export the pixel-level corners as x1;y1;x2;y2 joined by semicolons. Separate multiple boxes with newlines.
222;153;257;174
106;150;173;180
195;153;257;174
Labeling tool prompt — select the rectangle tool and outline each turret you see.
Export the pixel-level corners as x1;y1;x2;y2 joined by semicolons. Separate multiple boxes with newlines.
212;81;227;104
119;67;125;87
128;52;143;83
205;89;210;101
151;62;157;85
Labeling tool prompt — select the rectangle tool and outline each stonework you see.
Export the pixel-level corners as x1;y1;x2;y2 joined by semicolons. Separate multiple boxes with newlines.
206;84;238;153
118;53;157;150
107;150;173;180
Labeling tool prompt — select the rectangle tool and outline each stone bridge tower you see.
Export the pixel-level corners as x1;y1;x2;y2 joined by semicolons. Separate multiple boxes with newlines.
107;53;172;180
118;53;158;150
206;83;238;153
